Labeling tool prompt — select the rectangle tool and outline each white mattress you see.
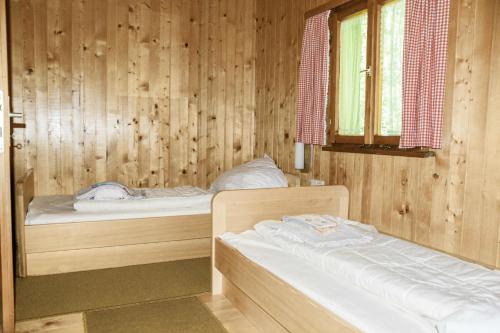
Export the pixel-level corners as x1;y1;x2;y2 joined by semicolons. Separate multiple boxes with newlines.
26;186;213;225
221;231;436;333
252;218;500;332
73;187;213;212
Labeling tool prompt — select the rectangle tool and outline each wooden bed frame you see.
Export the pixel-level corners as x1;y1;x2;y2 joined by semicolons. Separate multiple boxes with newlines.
211;186;361;333
15;170;211;277
15;170;301;277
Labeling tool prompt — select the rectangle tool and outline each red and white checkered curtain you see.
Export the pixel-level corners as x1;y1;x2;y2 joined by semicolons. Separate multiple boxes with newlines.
400;0;451;149
296;11;331;145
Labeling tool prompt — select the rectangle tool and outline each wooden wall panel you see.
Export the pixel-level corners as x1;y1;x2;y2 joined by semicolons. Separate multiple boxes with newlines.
10;0;500;269
9;0;256;194
256;0;500;268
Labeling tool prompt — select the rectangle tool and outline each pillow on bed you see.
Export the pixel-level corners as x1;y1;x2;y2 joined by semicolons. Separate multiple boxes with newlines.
75;182;137;201
210;155;288;192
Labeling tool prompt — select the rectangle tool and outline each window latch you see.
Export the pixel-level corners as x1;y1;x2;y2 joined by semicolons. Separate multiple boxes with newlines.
360;66;372;77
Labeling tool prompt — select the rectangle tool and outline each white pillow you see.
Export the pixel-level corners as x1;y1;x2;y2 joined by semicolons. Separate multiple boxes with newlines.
210;155;288;192
75;182;135;201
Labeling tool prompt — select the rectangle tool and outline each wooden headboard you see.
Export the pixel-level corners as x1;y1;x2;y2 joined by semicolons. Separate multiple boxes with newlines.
16;170;34;220
211;185;349;292
284;173;301;187
212;186;348;237
15;169;34;277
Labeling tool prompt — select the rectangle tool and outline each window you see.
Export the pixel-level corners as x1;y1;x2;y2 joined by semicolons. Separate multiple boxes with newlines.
338;10;368;137
329;0;405;146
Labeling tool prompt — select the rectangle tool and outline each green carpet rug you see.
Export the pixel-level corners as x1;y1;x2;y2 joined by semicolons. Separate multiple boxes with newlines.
85;297;227;333
16;258;210;320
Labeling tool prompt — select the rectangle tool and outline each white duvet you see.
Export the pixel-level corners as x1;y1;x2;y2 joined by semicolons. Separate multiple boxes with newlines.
222;231;436;333
73;186;213;212
251;216;500;333
26;186;213;225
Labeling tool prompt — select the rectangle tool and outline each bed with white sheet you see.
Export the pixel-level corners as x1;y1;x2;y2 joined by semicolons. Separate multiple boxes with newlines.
26;187;213;225
16;156;298;277
211;186;500;333
16;173;214;277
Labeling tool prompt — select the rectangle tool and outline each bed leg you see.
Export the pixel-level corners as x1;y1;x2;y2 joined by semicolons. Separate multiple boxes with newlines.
212;265;223;295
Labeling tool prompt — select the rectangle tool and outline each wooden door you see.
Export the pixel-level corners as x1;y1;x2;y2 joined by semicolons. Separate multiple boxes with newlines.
0;0;15;331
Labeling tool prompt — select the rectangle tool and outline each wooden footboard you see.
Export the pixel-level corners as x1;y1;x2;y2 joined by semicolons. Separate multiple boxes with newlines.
211;186;356;333
15;170;34;277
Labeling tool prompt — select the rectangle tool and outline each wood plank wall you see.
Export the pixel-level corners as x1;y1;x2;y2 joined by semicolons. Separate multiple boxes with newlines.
8;0;500;268
9;0;256;195
255;0;500;268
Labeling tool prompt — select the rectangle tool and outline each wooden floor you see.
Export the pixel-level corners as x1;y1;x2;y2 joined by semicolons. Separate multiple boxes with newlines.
199;294;260;333
15;313;85;333
15;295;258;333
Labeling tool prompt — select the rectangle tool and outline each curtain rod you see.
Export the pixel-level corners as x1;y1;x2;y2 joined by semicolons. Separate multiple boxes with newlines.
304;0;352;19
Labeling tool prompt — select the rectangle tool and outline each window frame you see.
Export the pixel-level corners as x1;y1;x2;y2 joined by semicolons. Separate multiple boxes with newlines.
328;0;402;146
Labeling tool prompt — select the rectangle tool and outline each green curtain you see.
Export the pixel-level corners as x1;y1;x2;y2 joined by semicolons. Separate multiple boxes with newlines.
380;0;405;136
338;12;367;136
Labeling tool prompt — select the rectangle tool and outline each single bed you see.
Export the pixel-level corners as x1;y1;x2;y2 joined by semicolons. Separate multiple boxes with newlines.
211;186;358;332
15;169;301;277
211;187;500;333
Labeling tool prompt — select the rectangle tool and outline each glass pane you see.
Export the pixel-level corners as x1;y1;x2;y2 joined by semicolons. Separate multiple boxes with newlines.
379;0;405;136
338;11;368;136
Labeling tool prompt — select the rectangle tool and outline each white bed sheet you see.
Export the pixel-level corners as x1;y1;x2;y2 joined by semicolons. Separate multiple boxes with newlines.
221;231;437;333
253;218;500;333
26;186;213;225
73;187;213;212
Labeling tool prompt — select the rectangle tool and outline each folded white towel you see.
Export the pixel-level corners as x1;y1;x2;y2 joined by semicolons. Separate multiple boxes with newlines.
75;182;141;201
254;215;377;248
285;214;340;233
283;214;377;233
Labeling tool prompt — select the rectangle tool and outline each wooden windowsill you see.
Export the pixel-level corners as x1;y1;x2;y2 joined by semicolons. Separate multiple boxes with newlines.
322;143;436;158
